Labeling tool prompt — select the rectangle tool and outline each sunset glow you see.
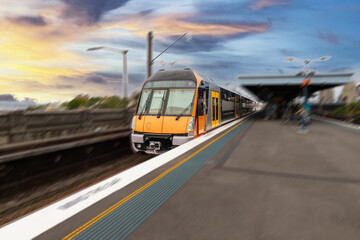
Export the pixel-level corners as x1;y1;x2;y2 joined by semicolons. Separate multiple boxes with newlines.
0;0;359;103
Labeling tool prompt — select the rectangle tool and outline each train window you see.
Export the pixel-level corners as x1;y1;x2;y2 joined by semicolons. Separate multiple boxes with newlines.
197;90;207;116
216;98;219;120
136;89;152;114
212;97;215;121
148;90;167;114
165;89;195;115
144;80;196;89
198;101;204;116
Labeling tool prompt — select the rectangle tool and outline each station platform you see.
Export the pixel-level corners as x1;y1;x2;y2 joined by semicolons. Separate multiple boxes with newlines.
2;114;360;240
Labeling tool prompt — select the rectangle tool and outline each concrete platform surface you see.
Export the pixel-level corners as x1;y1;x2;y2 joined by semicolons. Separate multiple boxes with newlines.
37;117;360;240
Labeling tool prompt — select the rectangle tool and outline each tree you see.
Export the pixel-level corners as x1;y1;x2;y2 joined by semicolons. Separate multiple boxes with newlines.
26;104;48;111
331;102;360;116
87;97;102;107
66;96;88;109
98;96;124;109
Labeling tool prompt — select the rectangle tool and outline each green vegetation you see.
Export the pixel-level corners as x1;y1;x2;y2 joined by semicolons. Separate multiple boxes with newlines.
97;96;127;109
26;94;134;111
331;102;360;117
66;95;89;109
26;104;49;111
62;95;129;110
87;97;102;107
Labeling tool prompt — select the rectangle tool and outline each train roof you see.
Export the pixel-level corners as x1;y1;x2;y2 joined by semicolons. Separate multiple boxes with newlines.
148;69;255;101
148;68;217;85
148;68;222;88
148;69;198;82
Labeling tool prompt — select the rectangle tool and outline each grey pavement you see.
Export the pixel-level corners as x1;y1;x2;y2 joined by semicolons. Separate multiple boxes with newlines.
38;118;360;240
128;119;360;240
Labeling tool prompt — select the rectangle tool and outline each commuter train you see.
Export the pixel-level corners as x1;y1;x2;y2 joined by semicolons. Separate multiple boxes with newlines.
131;68;255;154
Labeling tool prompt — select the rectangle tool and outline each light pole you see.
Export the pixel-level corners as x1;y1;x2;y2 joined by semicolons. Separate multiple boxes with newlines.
87;46;129;99
285;56;331;133
146;32;188;79
284;56;331;76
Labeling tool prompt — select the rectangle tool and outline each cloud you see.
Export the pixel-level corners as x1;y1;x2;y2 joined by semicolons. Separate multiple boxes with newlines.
88;37;146;50
316;29;339;45
83;72;144;85
155;35;223;53
54;84;74;89
285;65;304;70
7;15;47;26
23;97;37;103
0;3;272;104
0;94;36;103
0;10;102;94
0;94;37;110
138;9;155;16
129;73;145;84
154;21;269;54
11;79;75;91
106;13;270;38
194;60;240;70
84;73;107;84
95;72;122;79
61;0;131;24
329;67;352;73
58;72;113;84
59;72;122;85
90;72;145;90
250;0;291;11
278;48;299;57
0;94;17;101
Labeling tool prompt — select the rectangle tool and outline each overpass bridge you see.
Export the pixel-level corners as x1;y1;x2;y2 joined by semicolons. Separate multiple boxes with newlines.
1;112;359;240
237;72;354;102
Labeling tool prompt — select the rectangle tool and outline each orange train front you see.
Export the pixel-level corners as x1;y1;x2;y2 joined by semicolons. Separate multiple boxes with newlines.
131;68;254;154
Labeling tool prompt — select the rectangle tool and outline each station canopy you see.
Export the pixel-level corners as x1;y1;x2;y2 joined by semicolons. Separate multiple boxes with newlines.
237;73;354;102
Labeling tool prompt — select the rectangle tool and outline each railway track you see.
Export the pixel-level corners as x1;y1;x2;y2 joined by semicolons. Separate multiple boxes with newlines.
0;129;152;226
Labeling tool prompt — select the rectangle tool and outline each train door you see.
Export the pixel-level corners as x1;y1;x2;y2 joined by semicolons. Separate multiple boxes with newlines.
211;91;219;127
203;90;208;131
216;92;219;126
196;90;207;135
235;97;240;118
235;97;238;118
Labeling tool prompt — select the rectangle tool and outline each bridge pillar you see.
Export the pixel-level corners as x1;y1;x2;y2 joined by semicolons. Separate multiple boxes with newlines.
8;111;26;143
264;91;273;119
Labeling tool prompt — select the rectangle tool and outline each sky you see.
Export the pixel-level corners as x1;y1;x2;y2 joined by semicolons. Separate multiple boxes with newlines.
0;0;359;104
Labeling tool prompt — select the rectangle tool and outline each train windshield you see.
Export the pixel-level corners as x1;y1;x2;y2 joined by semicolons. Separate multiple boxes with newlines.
137;80;197;116
148;90;167;114
136;88;195;116
165;89;195;115
136;89;151;114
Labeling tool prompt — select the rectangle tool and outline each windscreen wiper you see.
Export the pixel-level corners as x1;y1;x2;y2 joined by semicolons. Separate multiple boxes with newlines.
138;95;151;119
157;95;166;118
176;102;192;120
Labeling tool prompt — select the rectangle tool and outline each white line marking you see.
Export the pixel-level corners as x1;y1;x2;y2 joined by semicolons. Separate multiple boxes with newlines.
312;115;360;131
0;116;249;240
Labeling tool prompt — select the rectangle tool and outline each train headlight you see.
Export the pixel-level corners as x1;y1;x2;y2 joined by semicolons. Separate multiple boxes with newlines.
187;117;195;134
131;116;135;130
